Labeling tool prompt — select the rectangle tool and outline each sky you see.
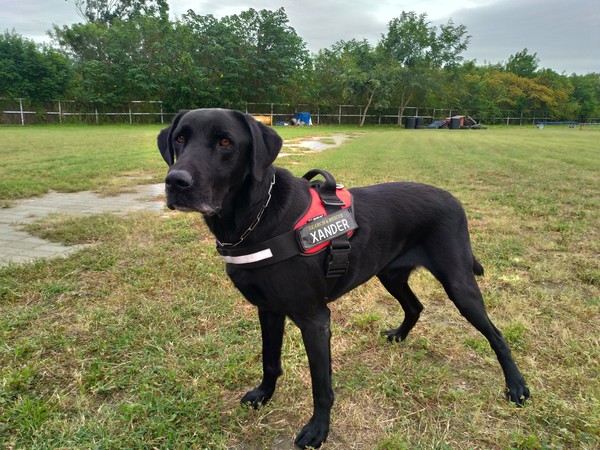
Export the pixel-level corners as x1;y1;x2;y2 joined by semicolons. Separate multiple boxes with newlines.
1;0;598;74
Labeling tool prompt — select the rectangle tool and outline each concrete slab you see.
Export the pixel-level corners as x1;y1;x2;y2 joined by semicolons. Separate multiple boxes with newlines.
0;184;165;267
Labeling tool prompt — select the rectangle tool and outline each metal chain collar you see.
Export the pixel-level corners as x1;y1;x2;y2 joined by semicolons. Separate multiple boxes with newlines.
217;173;276;248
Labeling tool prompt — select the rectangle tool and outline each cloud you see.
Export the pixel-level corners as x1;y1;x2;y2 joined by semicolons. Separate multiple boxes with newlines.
442;0;600;73
0;1;81;41
0;0;597;73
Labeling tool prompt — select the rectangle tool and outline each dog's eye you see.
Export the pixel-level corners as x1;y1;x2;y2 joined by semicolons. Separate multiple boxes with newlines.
176;136;185;144
219;138;231;148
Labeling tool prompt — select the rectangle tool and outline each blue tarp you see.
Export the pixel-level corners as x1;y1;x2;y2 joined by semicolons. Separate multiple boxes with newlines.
295;112;312;125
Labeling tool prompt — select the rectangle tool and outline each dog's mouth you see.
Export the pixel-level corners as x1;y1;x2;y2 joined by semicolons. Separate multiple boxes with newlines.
196;204;220;216
166;201;220;216
164;176;223;216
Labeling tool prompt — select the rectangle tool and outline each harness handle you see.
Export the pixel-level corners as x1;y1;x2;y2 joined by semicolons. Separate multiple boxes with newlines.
302;169;345;206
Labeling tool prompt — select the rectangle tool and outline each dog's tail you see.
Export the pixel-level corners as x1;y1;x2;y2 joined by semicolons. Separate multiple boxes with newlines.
473;256;484;276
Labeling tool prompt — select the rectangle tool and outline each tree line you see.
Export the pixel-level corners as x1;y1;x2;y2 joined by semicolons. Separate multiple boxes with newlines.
2;0;599;124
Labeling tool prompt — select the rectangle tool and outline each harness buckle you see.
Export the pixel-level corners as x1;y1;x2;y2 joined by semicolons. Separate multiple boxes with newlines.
321;196;345;207
325;239;351;278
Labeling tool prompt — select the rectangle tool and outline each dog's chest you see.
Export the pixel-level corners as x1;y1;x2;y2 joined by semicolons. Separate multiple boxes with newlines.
226;262;326;313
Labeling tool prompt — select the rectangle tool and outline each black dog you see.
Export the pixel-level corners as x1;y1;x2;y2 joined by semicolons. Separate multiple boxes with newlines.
157;108;529;449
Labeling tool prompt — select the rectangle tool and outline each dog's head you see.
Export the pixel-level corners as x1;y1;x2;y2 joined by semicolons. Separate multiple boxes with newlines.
157;108;282;215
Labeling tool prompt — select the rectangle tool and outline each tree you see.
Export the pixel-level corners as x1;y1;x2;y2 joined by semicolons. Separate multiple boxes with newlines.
570;73;600;120
175;8;310;108
54;0;173;106
52;16;172;106
0;31;71;101
535;69;577;119
68;0;169;23
314;39;394;126
479;70;560;117
506;48;539;78
381;12;470;123
221;8;310;104
54;5;309;109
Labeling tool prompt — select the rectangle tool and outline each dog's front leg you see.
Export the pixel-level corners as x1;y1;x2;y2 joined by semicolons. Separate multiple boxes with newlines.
241;309;285;408
291;306;334;449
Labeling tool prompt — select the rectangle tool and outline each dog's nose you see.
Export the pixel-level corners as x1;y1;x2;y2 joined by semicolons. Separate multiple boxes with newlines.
165;170;193;190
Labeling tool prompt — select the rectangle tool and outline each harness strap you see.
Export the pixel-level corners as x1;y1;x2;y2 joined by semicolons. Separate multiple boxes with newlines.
216;229;298;269
302;169;352;284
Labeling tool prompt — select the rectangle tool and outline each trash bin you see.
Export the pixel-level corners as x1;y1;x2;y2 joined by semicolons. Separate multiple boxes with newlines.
415;117;424;129
405;117;416;129
450;117;461;129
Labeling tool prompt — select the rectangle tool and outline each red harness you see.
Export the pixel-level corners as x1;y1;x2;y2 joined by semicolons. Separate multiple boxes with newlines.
216;169;357;284
294;187;354;254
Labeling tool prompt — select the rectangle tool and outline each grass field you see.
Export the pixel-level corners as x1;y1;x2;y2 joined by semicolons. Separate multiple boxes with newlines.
1;124;598;449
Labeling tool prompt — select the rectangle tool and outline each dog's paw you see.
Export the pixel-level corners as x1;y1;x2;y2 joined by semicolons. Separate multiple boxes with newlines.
294;417;329;449
241;386;274;409
506;379;530;406
381;327;408;342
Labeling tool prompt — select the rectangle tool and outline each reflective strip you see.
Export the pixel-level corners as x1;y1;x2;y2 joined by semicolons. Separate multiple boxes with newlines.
221;248;273;265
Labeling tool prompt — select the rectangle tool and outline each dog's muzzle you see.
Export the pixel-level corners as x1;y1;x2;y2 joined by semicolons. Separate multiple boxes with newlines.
165;169;192;211
164;170;220;215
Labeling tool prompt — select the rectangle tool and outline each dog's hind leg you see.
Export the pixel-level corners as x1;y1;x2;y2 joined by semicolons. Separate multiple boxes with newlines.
431;259;530;405
377;268;424;342
241;309;285;408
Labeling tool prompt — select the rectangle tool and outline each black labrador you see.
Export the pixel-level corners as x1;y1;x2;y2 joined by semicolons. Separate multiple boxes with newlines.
157;108;529;449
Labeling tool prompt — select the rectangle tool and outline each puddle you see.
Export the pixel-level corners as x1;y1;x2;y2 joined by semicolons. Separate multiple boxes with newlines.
279;134;354;157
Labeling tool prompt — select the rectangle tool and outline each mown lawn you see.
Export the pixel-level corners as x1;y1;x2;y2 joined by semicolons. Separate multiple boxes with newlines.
1;124;598;449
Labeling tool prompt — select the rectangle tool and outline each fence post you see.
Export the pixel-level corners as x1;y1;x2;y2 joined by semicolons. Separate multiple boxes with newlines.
129;103;133;124
160;102;164;124
58;100;62;124
338;105;342;125
19;98;25;126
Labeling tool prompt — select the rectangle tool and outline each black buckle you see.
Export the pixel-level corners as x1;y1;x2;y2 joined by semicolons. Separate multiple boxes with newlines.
321;195;345;207
326;240;351;278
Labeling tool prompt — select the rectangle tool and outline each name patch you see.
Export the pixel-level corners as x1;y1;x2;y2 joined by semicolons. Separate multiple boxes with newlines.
296;208;358;251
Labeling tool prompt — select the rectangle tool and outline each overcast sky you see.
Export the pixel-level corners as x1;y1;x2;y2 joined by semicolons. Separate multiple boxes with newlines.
1;0;598;74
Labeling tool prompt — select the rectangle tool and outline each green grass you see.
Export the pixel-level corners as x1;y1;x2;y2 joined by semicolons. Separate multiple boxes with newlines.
0;124;359;205
1;124;599;449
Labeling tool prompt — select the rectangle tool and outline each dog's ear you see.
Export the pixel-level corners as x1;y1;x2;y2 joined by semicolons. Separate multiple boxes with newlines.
157;110;189;166
157;127;173;166
238;112;282;181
